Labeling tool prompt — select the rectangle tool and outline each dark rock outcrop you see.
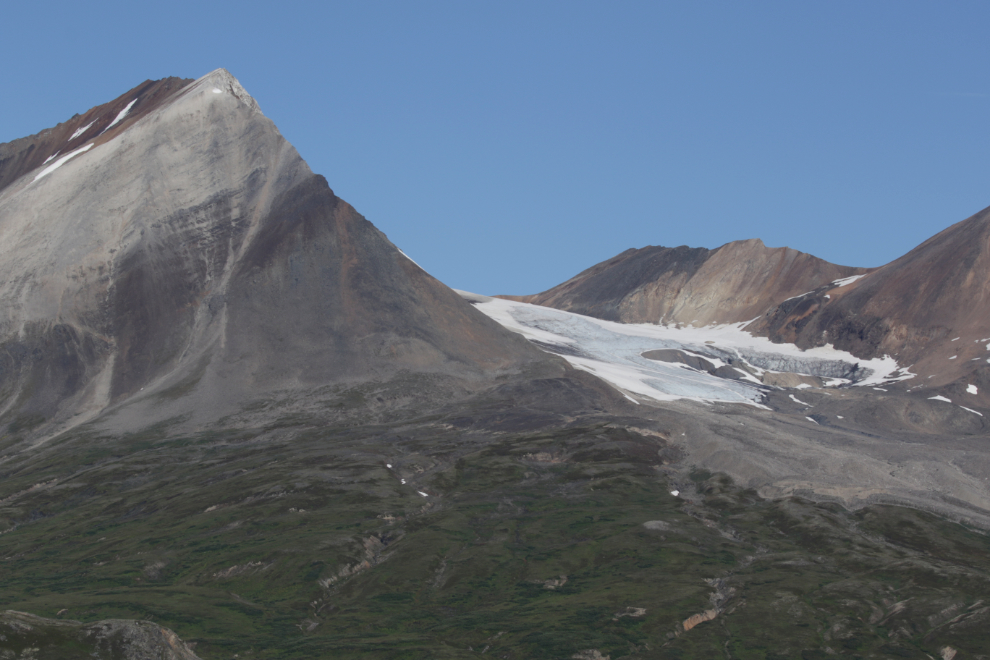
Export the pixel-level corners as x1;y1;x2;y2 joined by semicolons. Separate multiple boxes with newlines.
0;610;201;659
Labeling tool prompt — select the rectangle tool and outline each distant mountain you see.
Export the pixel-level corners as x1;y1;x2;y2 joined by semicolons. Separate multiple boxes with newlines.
504;210;990;402
504;238;868;326
752;204;990;391
0;69;556;437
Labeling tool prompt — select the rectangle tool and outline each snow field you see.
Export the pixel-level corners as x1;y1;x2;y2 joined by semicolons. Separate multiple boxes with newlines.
470;296;911;407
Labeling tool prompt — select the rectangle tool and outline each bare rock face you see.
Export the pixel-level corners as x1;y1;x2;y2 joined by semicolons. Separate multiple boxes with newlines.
0;610;201;659
0;69;556;436
507;239;867;326
0;77;194;195
750;205;990;390
505;206;990;402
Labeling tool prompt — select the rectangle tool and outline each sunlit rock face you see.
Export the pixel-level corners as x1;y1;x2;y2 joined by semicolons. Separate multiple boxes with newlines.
505;209;990;404
0;69;556;435
752;206;990;392
505;238;868;327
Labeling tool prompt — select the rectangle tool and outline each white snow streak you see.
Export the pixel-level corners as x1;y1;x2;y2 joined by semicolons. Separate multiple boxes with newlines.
806;416;819;425
104;99;137;131
397;248;425;271
34;143;94;181
468;296;909;408
789;394;812;406
70;120;96;140
831;274;867;288
780;290;815;304
929;395;952;403
959;406;984;417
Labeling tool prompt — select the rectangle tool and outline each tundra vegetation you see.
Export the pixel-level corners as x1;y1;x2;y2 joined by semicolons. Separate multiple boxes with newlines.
2;383;988;659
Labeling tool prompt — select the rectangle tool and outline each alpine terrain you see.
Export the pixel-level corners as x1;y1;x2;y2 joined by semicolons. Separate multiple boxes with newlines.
1;70;989;660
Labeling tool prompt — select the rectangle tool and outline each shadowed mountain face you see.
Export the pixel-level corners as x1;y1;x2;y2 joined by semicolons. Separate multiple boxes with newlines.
0;69;557;436
505;239;867;326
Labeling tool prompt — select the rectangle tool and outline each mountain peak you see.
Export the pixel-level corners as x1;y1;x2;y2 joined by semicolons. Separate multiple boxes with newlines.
0;69;557;440
180;68;262;115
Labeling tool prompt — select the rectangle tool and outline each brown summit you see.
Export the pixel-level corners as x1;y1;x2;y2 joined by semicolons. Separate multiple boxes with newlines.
506;238;867;326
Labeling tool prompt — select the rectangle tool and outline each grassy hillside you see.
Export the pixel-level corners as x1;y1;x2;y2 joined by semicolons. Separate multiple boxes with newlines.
2;385;989;659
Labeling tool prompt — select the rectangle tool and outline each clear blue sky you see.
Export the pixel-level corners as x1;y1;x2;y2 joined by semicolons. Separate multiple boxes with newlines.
4;1;988;294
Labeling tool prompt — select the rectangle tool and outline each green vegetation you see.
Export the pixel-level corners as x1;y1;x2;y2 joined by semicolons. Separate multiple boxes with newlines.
1;417;988;659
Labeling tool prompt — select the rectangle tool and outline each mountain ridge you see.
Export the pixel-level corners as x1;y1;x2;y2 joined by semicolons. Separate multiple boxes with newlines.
753;204;990;390
2;69;990;660
502;237;869;326
503;209;990;400
0;69;560;441
0;76;194;195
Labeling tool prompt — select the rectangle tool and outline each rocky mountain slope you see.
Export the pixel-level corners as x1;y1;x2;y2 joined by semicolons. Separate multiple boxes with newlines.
2;70;989;660
506;211;990;403
0;69;558;441
504;239;868;326
751;205;990;391
0;77;193;194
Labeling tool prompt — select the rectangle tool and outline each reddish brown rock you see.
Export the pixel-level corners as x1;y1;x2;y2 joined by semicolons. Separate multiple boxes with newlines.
507;238;867;327
753;204;990;392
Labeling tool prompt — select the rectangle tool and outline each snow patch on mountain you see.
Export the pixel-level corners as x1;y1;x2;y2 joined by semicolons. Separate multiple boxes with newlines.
831;274;867;288
397;248;425;271
33;143;94;181
468;296;909;408
70;121;97;140
104;99;136;132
